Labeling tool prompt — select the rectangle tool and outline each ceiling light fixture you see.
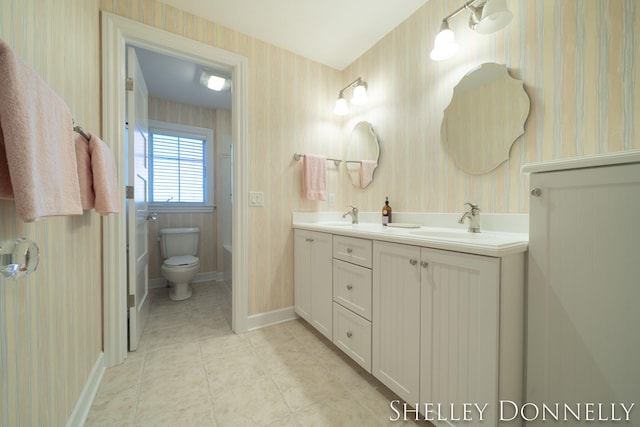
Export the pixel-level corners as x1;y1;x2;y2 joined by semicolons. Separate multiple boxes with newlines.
334;77;368;115
430;0;513;61
199;69;230;91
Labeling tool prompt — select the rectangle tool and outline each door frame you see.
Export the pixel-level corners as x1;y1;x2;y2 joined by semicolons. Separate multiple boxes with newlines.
101;12;250;367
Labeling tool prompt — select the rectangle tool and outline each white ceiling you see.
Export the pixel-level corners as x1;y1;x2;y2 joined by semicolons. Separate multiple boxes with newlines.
134;47;232;109
158;0;429;70
136;0;429;109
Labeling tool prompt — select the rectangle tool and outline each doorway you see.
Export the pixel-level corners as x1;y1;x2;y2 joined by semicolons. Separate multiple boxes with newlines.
101;12;249;368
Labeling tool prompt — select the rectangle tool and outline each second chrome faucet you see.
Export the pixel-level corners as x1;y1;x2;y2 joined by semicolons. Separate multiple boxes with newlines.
458;202;480;233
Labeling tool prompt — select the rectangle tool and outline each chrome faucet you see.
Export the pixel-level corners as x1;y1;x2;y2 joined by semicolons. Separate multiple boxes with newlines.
342;205;359;224
458;202;480;233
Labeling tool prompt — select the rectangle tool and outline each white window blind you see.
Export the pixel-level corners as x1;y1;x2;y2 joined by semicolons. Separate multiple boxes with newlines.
150;133;206;204
148;121;214;213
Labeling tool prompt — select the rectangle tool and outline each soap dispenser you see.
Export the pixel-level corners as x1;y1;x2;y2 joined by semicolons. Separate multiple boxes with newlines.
382;196;392;226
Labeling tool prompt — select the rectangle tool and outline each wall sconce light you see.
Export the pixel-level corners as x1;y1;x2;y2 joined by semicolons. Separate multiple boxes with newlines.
199;69;231;91
334;77;368;115
430;0;513;61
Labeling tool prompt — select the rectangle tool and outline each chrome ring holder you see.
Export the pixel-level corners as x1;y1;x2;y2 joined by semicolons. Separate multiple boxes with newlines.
0;238;40;280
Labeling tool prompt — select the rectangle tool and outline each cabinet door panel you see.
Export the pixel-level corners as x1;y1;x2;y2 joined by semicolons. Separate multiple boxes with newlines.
294;230;333;340
309;231;333;340
372;241;421;403
293;230;311;321
420;248;500;426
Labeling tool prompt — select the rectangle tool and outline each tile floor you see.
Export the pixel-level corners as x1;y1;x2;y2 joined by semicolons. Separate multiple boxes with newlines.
85;282;432;427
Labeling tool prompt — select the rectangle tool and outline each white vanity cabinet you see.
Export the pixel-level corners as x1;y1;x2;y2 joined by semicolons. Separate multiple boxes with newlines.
523;154;640;426
332;235;373;371
293;218;527;427
373;241;524;426
293;229;333;340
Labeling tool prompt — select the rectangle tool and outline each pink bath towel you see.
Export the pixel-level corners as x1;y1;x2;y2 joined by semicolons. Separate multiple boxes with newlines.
360;160;378;188
0;39;82;222
88;131;120;215
301;154;327;201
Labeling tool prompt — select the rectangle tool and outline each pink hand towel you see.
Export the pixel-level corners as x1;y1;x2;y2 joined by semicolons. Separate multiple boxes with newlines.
301;154;327;201
0;39;82;222
360;160;378;188
87;132;120;215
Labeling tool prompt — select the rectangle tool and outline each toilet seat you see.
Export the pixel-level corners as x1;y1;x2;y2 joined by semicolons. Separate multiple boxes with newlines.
164;255;199;267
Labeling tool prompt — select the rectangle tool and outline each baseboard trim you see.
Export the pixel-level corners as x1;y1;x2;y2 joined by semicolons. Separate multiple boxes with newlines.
247;306;297;331
149;271;223;289
193;271;222;283
66;351;105;427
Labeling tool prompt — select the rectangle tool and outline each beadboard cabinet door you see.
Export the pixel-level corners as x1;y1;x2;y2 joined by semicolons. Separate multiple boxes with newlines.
372;241;421;404
420;248;501;426
294;230;333;340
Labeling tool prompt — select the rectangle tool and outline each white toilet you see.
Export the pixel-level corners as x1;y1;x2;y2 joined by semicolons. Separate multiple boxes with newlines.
159;227;200;301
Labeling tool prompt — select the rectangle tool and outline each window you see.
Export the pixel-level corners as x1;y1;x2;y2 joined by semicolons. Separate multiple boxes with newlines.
149;121;214;213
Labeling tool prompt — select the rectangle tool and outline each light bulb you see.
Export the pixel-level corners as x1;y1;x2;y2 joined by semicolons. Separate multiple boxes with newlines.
207;75;227;91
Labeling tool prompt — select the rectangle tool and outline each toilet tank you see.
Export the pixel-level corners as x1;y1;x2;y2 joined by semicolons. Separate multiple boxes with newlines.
159;227;200;259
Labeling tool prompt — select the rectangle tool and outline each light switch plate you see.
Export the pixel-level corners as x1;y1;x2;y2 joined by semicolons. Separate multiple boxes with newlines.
249;191;264;206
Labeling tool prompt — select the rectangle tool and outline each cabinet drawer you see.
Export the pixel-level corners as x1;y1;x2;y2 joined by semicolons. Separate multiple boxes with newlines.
333;303;371;372
333;259;372;321
333;235;372;268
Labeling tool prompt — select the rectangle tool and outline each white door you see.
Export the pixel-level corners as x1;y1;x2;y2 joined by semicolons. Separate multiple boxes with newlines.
126;47;150;351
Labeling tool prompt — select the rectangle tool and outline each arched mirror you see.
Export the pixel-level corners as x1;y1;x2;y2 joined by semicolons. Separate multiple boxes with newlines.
441;63;530;175
346;121;380;188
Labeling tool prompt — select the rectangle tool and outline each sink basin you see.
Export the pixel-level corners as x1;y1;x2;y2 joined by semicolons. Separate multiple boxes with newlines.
409;229;498;240
318;221;354;227
317;222;385;232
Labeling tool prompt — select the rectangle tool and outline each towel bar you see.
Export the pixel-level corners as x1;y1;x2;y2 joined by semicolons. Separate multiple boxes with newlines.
73;125;91;142
293;153;341;167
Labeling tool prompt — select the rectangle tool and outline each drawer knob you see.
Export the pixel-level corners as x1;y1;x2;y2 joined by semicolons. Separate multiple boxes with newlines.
346;331;353;338
346;248;353;254
409;259;418;266
531;188;542;197
420;261;429;268
346;283;353;290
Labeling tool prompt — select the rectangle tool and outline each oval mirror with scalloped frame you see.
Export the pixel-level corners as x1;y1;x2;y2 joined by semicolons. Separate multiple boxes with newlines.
346;121;380;188
441;63;530;175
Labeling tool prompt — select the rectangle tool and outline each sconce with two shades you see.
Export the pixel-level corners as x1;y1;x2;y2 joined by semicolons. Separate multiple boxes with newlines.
430;0;513;61
334;77;368;115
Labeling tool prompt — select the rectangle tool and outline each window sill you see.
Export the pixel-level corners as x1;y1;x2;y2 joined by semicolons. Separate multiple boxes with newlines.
149;204;216;214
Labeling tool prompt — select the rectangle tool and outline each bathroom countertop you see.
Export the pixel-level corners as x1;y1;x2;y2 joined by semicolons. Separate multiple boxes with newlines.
293;220;528;258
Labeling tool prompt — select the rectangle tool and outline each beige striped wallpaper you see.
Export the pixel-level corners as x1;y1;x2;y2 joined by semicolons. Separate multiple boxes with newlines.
146;96;230;279
0;1;638;423
340;0;640;214
0;1;102;426
103;0;640;317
